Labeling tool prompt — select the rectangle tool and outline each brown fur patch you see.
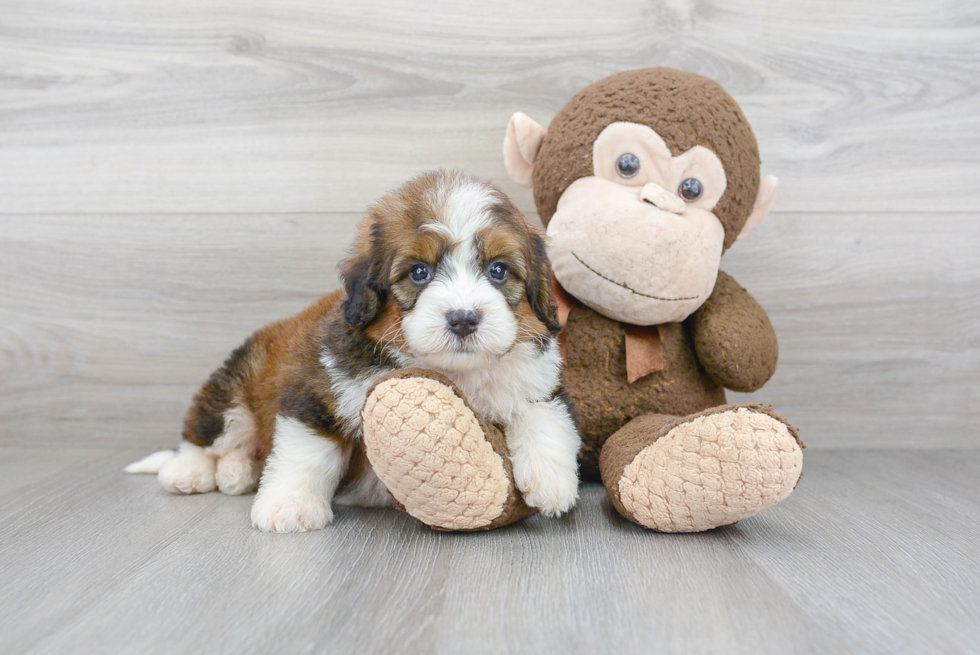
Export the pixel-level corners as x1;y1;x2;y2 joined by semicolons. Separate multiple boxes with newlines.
514;297;550;345
181;291;348;462
364;302;408;354
478;228;528;276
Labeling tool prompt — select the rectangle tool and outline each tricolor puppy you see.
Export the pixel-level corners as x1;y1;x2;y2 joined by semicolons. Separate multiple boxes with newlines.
127;170;581;532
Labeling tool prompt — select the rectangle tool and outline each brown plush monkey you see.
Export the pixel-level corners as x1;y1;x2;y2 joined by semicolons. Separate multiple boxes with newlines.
502;67;804;531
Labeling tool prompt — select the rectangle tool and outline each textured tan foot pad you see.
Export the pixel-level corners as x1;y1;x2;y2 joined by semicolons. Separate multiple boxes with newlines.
362;377;509;530
620;408;803;532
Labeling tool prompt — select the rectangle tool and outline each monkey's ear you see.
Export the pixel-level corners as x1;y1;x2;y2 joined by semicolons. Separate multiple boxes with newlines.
503;112;546;188
340;252;384;329
526;232;561;334
737;175;779;241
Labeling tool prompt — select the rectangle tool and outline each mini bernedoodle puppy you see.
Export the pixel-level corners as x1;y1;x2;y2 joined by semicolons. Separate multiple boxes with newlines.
128;170;582;532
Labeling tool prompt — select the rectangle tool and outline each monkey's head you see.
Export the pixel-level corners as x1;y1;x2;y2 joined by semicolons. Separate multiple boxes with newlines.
503;68;778;325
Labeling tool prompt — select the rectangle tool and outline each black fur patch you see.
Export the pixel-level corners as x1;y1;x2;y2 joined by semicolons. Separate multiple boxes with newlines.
280;380;342;436
182;338;256;446
548;367;581;431
342;255;385;328
325;309;400;372
527;232;561;334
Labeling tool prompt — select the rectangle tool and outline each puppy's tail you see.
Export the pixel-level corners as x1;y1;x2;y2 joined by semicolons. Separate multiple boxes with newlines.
124;449;177;474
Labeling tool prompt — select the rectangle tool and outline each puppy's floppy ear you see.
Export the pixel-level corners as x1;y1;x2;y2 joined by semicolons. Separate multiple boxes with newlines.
340;232;386;329
525;231;560;334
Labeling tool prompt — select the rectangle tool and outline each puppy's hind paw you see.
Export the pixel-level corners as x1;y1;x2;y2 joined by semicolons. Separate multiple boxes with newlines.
157;444;216;495
215;451;259;496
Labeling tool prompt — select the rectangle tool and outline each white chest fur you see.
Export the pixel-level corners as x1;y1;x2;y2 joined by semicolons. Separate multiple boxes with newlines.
323;337;561;437
442;339;563;425
320;350;392;438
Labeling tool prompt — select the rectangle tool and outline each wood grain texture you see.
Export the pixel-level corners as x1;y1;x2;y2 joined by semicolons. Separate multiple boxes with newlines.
724;211;980;449
0;214;357;447
2;212;977;449
0;448;977;654
0;0;978;214
733;452;980;655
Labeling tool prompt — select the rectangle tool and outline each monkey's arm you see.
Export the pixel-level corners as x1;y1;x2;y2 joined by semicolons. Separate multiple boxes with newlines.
687;271;778;392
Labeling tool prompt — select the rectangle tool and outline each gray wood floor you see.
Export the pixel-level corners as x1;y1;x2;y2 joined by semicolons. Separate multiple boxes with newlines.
0;447;977;655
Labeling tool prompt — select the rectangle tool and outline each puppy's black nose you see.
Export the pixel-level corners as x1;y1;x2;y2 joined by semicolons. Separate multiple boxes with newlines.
446;309;481;338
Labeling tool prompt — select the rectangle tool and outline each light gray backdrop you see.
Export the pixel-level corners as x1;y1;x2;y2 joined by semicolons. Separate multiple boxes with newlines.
1;0;978;449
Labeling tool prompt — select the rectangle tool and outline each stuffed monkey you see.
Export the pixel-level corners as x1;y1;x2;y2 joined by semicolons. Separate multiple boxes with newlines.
502;67;804;531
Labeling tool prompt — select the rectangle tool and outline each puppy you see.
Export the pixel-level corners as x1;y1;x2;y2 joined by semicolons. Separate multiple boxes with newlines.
127;170;581;532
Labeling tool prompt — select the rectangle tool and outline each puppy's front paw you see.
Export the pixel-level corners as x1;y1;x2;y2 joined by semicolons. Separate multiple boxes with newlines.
512;456;579;518
250;490;333;533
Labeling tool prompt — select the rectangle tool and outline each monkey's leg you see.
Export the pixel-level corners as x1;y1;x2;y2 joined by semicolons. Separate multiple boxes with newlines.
599;405;803;532
361;369;535;531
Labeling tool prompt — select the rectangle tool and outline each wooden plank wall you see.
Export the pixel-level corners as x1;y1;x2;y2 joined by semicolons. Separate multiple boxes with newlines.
1;0;978;449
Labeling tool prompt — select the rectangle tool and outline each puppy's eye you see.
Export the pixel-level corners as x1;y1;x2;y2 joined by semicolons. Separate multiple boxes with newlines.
616;153;640;179
678;177;703;202
487;261;508;283
409;263;432;285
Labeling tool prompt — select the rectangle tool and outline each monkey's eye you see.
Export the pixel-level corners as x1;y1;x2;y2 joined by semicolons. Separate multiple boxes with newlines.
678;178;703;202
616;153;640;179
409;263;432;285
487;261;508;283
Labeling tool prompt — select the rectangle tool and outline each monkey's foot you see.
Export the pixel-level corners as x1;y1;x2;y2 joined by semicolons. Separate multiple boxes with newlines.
599;405;803;532
361;369;534;531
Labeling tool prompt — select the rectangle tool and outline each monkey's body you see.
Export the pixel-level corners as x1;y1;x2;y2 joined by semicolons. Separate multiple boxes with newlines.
560;271;804;532
569;313;723;478
568;271;776;479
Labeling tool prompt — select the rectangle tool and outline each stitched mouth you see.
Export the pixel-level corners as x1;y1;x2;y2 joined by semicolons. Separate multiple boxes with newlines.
570;252;699;302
